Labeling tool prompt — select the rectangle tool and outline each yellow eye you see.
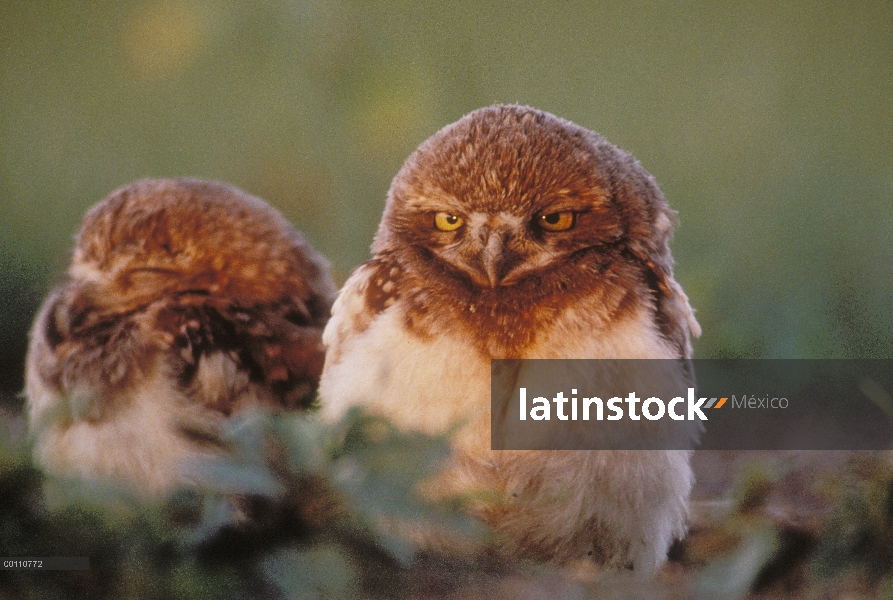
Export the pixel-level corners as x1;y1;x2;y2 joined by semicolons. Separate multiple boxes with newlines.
434;212;464;231
538;211;575;231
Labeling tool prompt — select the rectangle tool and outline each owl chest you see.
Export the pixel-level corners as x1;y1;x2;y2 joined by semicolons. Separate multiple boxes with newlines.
319;297;674;435
319;308;491;435
524;301;677;359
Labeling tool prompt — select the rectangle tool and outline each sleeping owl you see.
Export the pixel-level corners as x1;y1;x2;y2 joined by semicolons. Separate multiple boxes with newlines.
317;105;701;573
25;178;337;497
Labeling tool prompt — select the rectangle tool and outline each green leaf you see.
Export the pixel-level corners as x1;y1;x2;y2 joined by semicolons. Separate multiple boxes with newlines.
698;527;779;598
261;545;358;599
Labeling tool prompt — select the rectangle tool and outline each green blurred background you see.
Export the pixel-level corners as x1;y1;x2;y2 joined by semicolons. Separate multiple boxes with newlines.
1;1;891;402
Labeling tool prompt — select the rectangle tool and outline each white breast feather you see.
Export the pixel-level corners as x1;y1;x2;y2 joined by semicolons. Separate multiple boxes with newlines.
317;268;694;573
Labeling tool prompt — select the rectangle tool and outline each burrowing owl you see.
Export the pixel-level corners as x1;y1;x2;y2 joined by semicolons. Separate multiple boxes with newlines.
317;105;702;573
26;178;337;497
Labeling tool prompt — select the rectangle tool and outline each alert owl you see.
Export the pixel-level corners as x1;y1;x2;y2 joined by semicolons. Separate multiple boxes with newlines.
318;105;701;573
26;178;337;497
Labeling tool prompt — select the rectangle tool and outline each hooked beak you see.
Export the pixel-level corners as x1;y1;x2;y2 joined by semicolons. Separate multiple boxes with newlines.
481;233;503;287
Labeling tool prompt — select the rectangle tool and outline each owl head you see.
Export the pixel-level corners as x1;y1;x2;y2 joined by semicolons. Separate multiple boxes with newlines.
374;105;682;298
68;178;334;316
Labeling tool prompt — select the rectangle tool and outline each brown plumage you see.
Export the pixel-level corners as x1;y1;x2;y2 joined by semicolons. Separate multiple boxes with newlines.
26;178;336;497
319;105;701;573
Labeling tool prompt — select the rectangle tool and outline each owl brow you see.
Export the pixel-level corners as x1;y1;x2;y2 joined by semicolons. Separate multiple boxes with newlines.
405;195;463;213
535;200;602;217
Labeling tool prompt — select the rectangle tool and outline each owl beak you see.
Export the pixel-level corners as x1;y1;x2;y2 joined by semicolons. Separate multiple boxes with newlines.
481;232;504;287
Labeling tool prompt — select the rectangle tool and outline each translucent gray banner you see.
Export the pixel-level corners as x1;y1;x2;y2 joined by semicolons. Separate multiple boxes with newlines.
490;360;893;450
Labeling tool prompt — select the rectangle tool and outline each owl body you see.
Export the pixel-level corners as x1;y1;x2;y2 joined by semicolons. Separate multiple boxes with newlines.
318;105;701;573
319;255;690;572
26;178;337;497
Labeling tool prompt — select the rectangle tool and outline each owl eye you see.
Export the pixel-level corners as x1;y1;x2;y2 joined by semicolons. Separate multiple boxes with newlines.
537;211;575;231
434;212;464;231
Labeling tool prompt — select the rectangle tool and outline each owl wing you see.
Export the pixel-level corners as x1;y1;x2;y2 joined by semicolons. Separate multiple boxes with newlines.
635;249;701;358
153;294;327;412
28;282;327;431
672;279;701;339
603;140;701;356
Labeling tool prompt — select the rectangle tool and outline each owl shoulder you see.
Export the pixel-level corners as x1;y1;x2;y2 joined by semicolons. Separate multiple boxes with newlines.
322;257;402;366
